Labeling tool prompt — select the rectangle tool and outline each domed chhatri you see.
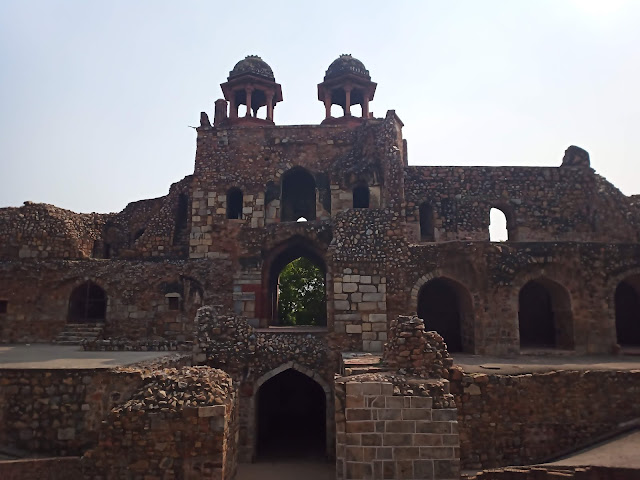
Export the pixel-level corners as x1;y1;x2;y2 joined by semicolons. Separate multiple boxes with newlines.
218;55;282;126
228;55;275;81
318;54;377;125
324;54;371;81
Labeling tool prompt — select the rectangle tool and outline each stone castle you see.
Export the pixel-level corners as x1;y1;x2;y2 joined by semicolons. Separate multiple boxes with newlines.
1;54;639;479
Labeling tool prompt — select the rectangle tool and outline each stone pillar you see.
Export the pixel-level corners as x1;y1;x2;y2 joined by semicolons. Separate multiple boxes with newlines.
245;87;253;117
344;87;351;116
266;91;274;122
324;96;332;119
229;92;238;119
363;98;369;118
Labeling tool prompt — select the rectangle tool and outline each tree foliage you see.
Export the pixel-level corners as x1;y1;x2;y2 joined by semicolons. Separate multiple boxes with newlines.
278;257;326;326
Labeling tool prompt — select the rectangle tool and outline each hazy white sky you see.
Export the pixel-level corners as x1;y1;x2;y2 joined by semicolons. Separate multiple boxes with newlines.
1;0;639;213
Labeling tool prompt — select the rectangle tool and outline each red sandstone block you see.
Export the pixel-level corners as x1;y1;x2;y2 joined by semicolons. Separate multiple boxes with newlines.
413;434;443;446
376;447;393;459
383;433;413;446
367;395;385;408
346;446;364;462
415;421;451;434
377;408;402;420
410;397;433;409
402;408;432;421
394;446;420;460
346;408;372;421
346;395;365;408
363;447;376;462
346;421;375;433
414;460;435;479
432;409;457;421
419;446;455;459
345;461;371;479
346;433;361;445
396;460;414;479
442;434;459;446
385;420;415;433
362;433;382;446
385;396;404;409
382;460;395;479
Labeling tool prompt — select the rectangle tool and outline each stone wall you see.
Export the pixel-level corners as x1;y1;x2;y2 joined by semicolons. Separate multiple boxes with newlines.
0;258;231;343
0;457;82;480
83;366;238;480
0;355;189;457
451;369;640;470
405;165;640;243
334;379;460;480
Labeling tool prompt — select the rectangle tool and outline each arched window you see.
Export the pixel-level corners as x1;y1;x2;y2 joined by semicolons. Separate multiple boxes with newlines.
489;208;509;242
266;242;326;327
68;281;107;323
226;187;243;219
353;185;370;208
281;167;316;222
518;278;573;350
419;202;435;242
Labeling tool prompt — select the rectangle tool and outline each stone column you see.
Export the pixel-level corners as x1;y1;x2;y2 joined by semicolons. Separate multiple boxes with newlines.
229;92;238;119
324;95;332;119
363;98;369;118
245;87;253;117
344;87;351;116
266;91;274;122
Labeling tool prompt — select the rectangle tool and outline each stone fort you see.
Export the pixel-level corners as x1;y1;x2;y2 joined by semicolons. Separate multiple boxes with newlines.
0;55;639;479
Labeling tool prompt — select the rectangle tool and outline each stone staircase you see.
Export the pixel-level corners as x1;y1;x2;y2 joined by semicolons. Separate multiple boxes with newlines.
54;323;105;345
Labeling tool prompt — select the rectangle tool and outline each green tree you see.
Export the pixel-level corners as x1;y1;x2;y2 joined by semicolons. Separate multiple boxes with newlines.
277;257;326;326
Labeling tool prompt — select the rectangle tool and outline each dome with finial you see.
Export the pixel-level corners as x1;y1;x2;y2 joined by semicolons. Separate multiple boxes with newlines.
324;54;370;81
228;55;275;81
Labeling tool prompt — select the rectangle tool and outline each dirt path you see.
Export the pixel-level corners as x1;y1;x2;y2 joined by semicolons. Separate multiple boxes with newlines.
236;461;334;480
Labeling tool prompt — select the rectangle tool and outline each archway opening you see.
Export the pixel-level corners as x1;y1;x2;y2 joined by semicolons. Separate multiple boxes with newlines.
68;281;107;323
518;278;573;349
417;278;468;352
256;369;326;460
281;167;316;222
353;185;370;208
615;279;640;346
489;208;508;242
268;246;326;326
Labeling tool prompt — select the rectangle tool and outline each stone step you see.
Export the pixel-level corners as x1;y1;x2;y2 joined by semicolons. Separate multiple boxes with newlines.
54;323;105;345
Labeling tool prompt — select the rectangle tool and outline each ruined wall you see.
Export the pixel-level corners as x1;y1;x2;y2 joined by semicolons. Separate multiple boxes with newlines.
403;241;640;355
451;369;640;470
0;258;231;343
83;366;238;480
0;457;82;480
0;202;107;260
405;165;640;243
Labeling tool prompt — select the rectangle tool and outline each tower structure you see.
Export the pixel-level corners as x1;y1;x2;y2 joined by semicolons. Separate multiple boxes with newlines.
318;54;377;125
218;55;283;126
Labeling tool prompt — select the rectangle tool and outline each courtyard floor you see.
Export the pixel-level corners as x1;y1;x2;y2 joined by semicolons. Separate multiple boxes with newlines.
236;460;334;480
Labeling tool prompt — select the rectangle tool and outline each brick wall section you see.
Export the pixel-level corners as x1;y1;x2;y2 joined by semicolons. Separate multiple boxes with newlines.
83;366;238;480
335;380;460;480
0;202;107;260
450;369;640;470
405;166;640;243
0;258;232;343
0;457;82;480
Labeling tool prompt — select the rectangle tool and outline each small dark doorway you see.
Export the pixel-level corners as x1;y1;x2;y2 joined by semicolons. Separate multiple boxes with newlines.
281;167;316;221
353;185;370;208
615;280;640;346
419;202;434;241
518;278;573;349
226;188;243;219
256;369;326;460
417;278;463;352
68;281;107;323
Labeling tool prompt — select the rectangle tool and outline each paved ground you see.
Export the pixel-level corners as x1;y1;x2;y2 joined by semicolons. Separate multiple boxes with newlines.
0;345;170;369
1;344;640;373
236;461;334;480
453;353;640;374
546;429;640;469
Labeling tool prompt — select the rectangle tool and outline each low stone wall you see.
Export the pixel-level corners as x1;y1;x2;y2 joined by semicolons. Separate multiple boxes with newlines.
0;354;190;456
0;456;82;480
334;379;459;480
451;369;640;470
83;366;238;480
